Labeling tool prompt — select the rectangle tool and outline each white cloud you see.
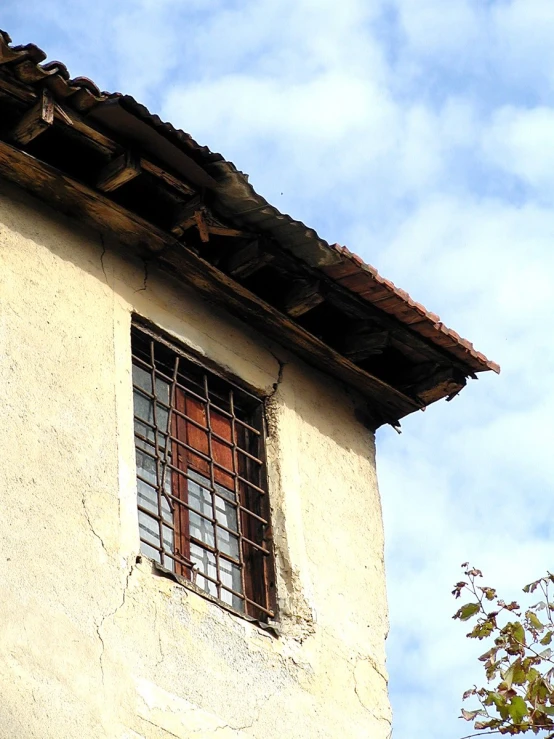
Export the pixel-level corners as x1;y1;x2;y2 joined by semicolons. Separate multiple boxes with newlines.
483;106;554;195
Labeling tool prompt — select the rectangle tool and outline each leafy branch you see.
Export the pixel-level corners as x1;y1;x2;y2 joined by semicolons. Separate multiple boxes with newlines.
453;564;554;737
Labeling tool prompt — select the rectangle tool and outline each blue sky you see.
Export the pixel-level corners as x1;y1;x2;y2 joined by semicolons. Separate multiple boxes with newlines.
5;3;554;737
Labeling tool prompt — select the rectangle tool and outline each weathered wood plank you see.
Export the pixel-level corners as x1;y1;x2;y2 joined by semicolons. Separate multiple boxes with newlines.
141;159;195;198
343;328;390;362
207;225;251;238
171;195;203;235
227;241;274;278
284;280;324;317
12;88;54;145
97;151;141;192
194;210;210;243
0;74;36;102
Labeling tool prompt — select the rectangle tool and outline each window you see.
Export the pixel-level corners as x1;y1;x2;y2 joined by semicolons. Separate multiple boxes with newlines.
131;321;275;621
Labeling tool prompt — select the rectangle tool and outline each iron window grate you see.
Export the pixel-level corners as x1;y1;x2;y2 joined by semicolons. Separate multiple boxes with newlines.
131;322;274;620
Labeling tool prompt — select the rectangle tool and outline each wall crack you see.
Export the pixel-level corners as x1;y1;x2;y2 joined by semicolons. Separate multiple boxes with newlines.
96;562;135;684
266;353;285;402
82;492;108;557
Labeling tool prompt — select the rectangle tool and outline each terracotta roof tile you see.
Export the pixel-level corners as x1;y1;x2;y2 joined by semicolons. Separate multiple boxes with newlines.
327;243;500;374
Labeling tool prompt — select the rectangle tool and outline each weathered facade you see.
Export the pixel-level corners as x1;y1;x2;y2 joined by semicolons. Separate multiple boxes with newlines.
0;31;497;739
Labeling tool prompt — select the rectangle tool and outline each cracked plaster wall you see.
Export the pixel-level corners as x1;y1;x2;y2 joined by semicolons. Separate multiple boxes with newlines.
0;179;391;739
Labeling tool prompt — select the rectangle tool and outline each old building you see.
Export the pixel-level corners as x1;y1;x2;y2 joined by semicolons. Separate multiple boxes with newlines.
0;30;498;739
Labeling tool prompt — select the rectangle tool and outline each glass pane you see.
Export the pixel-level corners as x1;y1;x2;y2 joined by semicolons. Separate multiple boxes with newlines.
140;540;161;564
162;524;173;553
215;494;238;531
138;510;160;547
156;403;169;434
137;478;158;515
154;375;170;404
220;587;245;612
133;364;151;393
136;448;157;486
188;473;212;517
214;480;236;504
134;418;155;446
217;527;240;559
220;559;243;611
190;511;215;548
160;489;172;523
190;543;217;597
133;389;154;425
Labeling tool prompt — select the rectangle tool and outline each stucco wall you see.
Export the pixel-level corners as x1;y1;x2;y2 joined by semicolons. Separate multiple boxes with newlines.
0;179;391;739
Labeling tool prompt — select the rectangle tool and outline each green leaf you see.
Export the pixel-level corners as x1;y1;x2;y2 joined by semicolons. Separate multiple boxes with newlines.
527;611;544;629
506;621;526;646
468;620;495;639
504;664;516;688
541;631;553;645
507;696;528;724
456;602;481;621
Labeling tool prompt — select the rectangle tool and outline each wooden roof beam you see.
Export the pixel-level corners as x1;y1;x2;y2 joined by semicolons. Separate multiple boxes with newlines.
284;280;324;318
227;240;275;279
97;151;141;192
343;326;390;362
11;88;53;145
0;75;197;200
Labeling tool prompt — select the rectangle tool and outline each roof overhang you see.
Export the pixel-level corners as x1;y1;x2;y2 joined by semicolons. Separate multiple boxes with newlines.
0;29;499;429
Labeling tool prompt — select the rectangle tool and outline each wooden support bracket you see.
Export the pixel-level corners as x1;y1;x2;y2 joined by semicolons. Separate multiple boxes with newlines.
401;364;467;405
194;210;210;243
343;327;390;362
97;151;141;192
12;88;54;145
171;195;204;236
227;241;275;278
284;280;324;318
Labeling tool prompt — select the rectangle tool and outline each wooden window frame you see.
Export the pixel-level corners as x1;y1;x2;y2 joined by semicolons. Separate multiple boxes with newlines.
131;320;276;622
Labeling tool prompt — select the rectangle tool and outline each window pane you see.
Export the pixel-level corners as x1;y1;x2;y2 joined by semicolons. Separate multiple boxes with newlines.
137;478;158;515
214;478;236;501
190;512;215;548
140;541;161;564
188;472;212;517
133;389;154;425
138;510;160;547
220;559;243;610
215;494;238;531
136;448;157;486
190;543;217;597
133;364;151;393
217;527;240;559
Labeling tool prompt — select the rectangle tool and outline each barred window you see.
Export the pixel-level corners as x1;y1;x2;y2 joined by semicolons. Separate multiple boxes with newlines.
131;322;275;621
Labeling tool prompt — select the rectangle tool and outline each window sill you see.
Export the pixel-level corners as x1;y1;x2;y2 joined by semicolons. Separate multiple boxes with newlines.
145;556;281;638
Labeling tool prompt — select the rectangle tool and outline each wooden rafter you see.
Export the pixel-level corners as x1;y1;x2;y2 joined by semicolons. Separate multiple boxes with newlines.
97;151;141;192
227;241;275;278
11;87;54;145
284;280;324;318
343;327;390;362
